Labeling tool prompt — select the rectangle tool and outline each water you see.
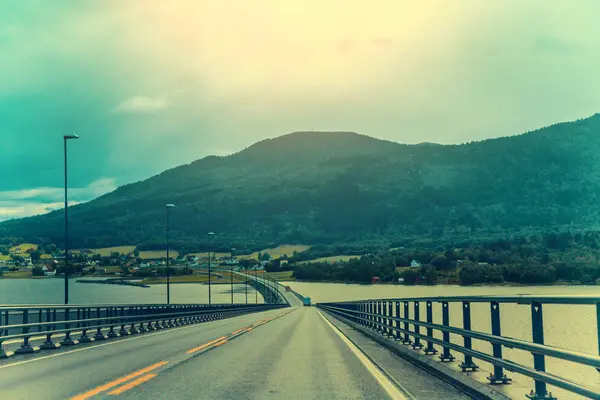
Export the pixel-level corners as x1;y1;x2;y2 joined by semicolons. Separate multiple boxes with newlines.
0;278;264;305
287;282;600;400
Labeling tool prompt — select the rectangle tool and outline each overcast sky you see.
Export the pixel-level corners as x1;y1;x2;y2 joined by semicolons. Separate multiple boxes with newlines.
2;0;600;220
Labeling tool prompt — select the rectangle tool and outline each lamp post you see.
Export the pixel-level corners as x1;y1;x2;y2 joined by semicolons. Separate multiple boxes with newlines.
165;204;175;304
254;269;258;304
230;248;235;304
245;264;248;304
63;133;79;305
207;232;214;304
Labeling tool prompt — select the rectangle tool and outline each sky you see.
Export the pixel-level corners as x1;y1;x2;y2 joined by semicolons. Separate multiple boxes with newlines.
2;0;600;221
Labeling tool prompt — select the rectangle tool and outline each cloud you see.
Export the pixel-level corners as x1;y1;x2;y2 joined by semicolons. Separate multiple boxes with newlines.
0;178;117;221
114;96;170;114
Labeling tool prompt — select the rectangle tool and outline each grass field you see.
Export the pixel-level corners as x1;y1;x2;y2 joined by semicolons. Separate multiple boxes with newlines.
139;250;180;260
297;255;360;265
9;243;38;254
267;271;294;280
2;271;32;279
186;252;231;259
143;271;245;285
0;254;10;261
40;254;53;259
237;245;311;260
88;246;136;257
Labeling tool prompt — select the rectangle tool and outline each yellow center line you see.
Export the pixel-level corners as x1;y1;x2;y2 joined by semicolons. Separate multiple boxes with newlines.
230;326;249;335
212;339;228;347
107;373;158;396
186;336;227;354
70;361;167;400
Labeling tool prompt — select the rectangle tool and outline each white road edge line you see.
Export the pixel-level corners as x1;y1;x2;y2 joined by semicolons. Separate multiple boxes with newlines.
316;309;413;400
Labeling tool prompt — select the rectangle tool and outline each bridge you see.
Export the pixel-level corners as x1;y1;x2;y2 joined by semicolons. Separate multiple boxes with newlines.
0;275;599;399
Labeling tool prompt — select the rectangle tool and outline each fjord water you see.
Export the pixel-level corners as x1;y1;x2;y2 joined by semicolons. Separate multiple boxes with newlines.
0;278;260;305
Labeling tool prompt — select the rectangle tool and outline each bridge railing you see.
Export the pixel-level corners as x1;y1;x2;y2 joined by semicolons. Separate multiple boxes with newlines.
318;295;600;400
0;302;287;358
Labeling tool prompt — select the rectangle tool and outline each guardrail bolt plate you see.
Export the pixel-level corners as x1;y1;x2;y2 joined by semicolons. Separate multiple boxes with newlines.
526;390;557;400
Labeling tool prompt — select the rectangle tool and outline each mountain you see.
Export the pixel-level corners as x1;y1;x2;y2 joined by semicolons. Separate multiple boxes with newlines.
3;115;600;252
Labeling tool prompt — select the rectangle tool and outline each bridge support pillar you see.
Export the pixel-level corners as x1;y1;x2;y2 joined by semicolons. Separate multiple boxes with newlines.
394;301;401;340
401;302;412;345
526;302;556;400
439;301;455;362
459;301;478;371
411;302;423;350
424;301;437;355
487;302;511;384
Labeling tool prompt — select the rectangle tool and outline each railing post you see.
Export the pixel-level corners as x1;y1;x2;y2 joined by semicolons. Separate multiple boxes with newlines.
40;309;60;350
402;301;412;344
459;301;478;371
15;309;39;354
369;302;374;329
107;307;118;338
597;302;600;373
526;302;556;400
0;309;14;358
487;301;510;384
439;301;454;362
377;301;382;332
95;307;108;340
79;308;94;343
424;300;437;354
60;307;78;346
119;307;128;336
394;301;401;341
412;302;423;349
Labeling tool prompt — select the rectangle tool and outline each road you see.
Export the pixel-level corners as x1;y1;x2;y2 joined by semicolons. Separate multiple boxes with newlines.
0;290;470;400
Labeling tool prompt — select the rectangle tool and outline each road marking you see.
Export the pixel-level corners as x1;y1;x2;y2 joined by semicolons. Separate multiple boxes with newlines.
70;361;167;400
212;339;228;347
186;336;227;354
317;309;412;400
230;327;247;335
107;373;158;396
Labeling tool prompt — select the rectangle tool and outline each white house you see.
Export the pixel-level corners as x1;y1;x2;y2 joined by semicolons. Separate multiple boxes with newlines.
41;265;57;277
410;260;421;268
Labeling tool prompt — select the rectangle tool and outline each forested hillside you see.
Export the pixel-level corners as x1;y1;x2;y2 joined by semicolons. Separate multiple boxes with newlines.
2;114;600;251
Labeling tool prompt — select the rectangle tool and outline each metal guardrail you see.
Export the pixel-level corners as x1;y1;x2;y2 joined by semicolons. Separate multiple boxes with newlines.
318;295;600;400
0;302;288;358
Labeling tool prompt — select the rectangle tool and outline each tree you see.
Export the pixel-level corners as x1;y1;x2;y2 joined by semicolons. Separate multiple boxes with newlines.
32;266;45;276
30;251;41;262
423;266;437;285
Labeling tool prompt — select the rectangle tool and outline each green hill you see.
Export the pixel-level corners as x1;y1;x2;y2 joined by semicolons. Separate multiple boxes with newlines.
2;115;600;251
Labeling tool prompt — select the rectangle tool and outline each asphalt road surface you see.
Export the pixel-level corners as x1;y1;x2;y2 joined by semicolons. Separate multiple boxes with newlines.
0;296;470;399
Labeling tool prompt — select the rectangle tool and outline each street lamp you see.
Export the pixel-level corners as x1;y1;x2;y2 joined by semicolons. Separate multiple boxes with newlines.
165;204;175;304
207;232;214;304
254;269;258;304
230;248;236;304
63;133;79;305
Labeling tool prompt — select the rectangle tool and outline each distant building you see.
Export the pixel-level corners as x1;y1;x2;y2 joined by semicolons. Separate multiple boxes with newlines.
42;262;57;277
410;260;421;268
371;276;380;284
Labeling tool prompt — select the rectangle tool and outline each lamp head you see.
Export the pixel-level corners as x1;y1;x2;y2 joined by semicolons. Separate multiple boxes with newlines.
64;133;79;140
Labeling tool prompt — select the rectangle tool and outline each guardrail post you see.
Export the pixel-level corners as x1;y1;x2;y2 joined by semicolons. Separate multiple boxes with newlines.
412;302;423;349
79;308;94;343
527;302;556;400
369;302;374;328
94;307;108;340
119;307;129;336
394;301;401;340
383;302;389;335
107;307;118;338
129;307;139;334
402;301;412;344
439;301;455;362
376;301;382;332
487;301;510;384
0;309;13;358
459;301;478;371
60;308;79;346
424;301;437;355
15;309;39;354
40;309;60;350
597;302;600;373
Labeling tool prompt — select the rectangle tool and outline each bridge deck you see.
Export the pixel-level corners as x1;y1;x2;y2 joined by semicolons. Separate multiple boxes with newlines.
0;304;470;399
